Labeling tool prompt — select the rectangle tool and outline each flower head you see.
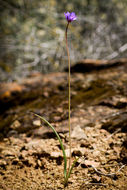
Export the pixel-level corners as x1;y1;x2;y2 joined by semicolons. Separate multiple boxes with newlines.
64;12;77;22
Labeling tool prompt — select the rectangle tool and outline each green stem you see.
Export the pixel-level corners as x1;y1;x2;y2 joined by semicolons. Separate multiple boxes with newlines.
65;22;71;171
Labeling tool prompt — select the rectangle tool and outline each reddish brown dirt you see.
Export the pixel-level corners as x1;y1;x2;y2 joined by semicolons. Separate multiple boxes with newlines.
0;62;127;189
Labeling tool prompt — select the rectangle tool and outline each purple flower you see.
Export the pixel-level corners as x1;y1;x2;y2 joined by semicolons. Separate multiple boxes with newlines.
64;12;77;22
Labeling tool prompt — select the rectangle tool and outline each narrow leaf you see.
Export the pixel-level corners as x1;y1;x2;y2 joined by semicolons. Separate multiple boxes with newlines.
34;113;67;179
64;157;79;186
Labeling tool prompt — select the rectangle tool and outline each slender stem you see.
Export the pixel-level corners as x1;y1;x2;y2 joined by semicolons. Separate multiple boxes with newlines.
65;22;71;171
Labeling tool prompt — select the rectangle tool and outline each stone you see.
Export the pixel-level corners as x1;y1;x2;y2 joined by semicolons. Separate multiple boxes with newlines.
71;125;87;140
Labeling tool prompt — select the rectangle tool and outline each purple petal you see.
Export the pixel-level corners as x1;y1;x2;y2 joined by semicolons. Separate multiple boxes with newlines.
70;12;76;16
70;12;77;20
64;12;70;18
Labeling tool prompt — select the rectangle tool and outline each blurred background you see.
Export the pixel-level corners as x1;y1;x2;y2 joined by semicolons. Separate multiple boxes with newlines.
0;0;127;82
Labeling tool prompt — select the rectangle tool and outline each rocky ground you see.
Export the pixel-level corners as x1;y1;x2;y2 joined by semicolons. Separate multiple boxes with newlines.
0;59;127;189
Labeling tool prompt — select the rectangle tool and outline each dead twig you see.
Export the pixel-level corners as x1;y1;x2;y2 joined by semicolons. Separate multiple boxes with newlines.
106;128;121;140
85;182;107;186
91;164;126;177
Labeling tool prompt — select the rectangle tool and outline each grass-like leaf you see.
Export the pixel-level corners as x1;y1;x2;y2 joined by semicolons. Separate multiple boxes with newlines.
64;157;79;187
33;113;67;179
